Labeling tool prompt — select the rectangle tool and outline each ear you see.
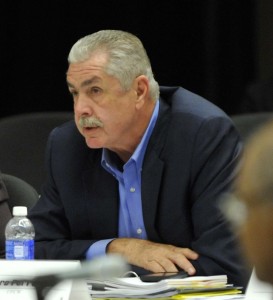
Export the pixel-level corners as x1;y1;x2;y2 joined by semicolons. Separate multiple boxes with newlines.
134;75;149;109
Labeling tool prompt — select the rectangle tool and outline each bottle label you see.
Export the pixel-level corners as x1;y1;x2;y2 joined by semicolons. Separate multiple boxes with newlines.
5;240;34;260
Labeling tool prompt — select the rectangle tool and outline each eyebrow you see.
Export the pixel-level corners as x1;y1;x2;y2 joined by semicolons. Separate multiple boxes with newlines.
67;76;101;89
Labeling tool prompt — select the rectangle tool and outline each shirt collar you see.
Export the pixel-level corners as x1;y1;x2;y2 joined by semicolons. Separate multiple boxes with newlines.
102;100;159;171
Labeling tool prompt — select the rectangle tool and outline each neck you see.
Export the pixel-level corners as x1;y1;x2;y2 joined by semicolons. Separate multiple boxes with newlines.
114;100;157;163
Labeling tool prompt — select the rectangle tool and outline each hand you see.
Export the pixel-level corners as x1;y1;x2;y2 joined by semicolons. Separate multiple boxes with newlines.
107;238;199;275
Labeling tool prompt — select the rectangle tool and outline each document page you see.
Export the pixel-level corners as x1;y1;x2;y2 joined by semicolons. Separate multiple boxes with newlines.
245;269;273;300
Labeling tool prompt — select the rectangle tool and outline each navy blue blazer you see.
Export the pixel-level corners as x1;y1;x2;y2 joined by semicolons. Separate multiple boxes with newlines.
29;86;249;287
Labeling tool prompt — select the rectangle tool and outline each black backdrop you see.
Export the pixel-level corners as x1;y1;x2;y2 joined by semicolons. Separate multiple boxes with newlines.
0;0;256;117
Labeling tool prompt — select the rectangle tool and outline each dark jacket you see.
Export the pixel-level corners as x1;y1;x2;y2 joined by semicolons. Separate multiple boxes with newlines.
29;86;249;287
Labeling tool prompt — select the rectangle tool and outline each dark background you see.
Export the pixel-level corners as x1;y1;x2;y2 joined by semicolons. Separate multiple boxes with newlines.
1;0;272;118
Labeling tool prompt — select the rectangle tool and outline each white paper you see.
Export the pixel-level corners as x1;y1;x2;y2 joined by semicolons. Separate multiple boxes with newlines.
245;269;273;300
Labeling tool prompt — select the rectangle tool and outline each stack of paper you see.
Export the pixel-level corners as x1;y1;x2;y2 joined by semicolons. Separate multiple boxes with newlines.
166;275;242;299
88;276;177;298
166;275;228;289
87;274;243;299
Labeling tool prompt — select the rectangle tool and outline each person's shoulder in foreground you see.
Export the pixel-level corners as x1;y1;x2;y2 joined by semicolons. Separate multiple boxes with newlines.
28;29;250;289
230;119;273;286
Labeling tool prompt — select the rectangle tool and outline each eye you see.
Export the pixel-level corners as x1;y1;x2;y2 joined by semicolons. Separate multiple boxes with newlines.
69;89;78;98
68;88;75;95
89;86;102;95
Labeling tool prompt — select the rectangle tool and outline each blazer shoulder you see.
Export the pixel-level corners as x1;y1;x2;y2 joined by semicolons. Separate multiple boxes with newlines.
46;120;90;161
49;120;84;144
160;86;229;120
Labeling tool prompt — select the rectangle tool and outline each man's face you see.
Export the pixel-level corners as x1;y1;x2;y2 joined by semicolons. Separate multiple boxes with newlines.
66;53;140;153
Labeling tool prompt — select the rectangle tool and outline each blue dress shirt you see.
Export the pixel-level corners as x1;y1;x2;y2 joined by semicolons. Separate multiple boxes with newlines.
86;101;159;259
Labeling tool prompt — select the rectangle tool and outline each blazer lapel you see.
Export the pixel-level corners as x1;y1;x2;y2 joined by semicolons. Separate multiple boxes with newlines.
141;99;171;242
83;150;119;237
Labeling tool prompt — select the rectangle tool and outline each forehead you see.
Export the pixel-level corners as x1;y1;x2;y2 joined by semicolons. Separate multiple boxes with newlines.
66;52;108;80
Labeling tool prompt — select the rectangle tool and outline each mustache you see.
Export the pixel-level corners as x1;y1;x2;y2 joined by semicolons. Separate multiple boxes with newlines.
78;116;104;128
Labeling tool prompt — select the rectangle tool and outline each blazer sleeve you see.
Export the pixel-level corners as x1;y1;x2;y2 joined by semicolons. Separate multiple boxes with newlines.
188;116;249;287
28;127;94;260
29;121;119;260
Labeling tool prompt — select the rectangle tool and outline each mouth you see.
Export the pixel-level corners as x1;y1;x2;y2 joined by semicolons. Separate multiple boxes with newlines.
83;125;99;131
81;125;102;136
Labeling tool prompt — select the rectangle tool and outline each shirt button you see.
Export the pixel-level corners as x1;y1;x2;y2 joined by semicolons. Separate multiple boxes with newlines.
137;228;142;235
130;187;135;192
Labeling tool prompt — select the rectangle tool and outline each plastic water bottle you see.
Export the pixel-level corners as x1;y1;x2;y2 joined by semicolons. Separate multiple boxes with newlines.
5;206;35;260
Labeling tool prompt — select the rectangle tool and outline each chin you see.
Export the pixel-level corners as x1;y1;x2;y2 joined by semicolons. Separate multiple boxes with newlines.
85;138;104;149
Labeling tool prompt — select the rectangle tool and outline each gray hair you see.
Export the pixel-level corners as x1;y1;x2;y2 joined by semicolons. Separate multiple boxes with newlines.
68;30;159;100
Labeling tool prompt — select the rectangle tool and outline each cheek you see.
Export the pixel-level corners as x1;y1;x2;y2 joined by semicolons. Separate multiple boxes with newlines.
74;114;79;127
105;108;134;130
74;115;83;135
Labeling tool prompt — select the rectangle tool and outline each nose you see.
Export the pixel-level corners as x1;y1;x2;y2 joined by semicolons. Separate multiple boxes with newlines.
74;93;93;116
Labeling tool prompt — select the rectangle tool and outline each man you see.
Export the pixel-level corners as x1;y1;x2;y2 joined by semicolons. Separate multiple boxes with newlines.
229;120;273;285
29;30;248;287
